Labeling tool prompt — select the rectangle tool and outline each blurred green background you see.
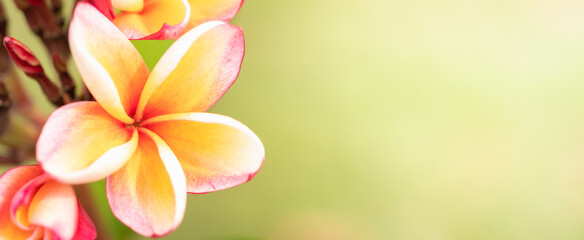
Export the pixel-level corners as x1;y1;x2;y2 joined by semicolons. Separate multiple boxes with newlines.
5;0;584;239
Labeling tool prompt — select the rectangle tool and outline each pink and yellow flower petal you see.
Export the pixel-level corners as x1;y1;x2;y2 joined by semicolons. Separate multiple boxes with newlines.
72;201;98;240
186;0;243;32
27;180;78;240
107;130;186;237
36;102;139;184
113;0;191;40
86;0;114;19
10;173;49;230
0;166;96;239
69;2;149;123
143;112;264;193
135;21;244;120
0;166;43;239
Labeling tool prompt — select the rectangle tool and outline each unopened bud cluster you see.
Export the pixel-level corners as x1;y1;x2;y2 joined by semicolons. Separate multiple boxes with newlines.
0;0;88;165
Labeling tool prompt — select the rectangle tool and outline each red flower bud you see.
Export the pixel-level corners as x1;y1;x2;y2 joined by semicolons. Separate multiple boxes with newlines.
3;36;62;105
3;36;43;75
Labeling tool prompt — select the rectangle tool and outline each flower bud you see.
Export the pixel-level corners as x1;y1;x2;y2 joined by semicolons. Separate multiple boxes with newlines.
3;36;62;105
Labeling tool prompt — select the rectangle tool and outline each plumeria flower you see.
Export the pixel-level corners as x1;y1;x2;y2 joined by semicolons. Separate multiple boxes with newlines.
36;2;264;237
88;0;243;40
0;165;96;240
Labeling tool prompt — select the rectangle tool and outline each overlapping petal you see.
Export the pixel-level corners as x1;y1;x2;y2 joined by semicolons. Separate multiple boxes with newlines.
113;0;191;40
72;201;98;240
69;2;149;123
36;102;138;184
10;173;49;230
27;180;78;239
143;112;264;193
185;0;243;32
107;130;186;237
86;0;114;19
0;166;96;240
135;21;244;120
0;166;43;239
88;0;242;40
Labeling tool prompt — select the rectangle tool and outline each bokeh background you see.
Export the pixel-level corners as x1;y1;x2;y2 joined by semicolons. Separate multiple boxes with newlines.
4;0;584;239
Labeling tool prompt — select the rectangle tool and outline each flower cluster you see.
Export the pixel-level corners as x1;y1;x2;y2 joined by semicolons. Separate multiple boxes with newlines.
0;0;264;238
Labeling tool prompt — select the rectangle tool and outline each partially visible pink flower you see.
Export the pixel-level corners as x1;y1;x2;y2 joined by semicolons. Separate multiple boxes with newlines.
0;165;96;240
87;0;243;40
